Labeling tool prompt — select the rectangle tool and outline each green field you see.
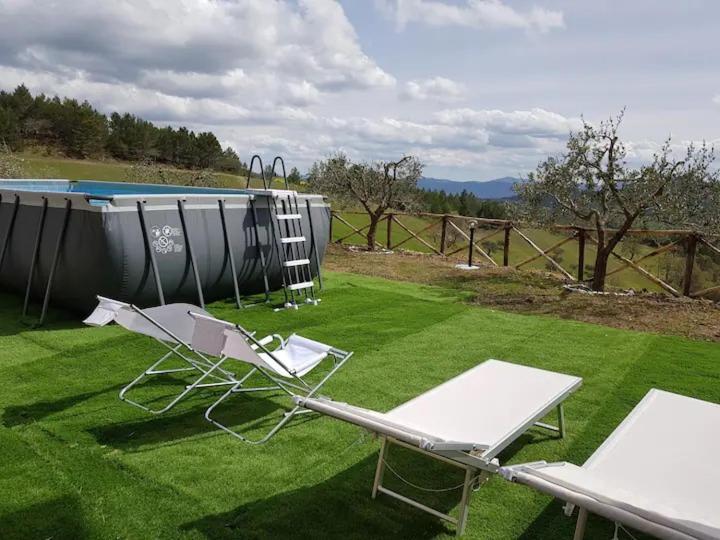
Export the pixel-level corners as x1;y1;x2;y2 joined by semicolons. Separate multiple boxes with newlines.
1;271;718;539
18;153;288;190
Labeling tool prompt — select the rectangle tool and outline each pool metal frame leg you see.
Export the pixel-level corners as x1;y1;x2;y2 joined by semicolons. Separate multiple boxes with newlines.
137;200;165;305
218;199;243;309
177;199;205;309
249;197;271;303
23;197;49;318
36;198;72;326
0;194;20;273
305;198;323;291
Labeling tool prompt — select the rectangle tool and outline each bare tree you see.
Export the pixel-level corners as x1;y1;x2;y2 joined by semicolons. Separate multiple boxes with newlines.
309;153;423;250
515;112;719;291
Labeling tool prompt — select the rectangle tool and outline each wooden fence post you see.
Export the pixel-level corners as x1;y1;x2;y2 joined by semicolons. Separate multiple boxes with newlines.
503;223;511;266
577;228;586;281
386;213;393;249
440;215;448;255
683;234;698;296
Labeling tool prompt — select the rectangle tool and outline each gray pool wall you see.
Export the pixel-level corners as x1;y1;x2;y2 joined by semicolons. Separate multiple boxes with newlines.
0;180;330;313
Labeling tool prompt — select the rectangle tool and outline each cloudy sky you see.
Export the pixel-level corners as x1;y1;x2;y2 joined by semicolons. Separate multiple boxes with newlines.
0;0;718;180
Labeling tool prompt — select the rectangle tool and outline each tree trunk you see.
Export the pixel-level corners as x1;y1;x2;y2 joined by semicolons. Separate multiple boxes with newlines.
366;214;382;250
592;247;611;291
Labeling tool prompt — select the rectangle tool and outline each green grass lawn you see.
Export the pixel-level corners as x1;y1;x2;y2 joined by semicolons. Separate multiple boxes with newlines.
0;271;718;538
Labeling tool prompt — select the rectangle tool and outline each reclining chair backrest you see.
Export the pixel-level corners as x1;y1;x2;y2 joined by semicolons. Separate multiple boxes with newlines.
189;312;294;375
85;297;208;344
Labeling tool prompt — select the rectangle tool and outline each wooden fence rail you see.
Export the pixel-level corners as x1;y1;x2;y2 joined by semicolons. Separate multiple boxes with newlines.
330;210;720;300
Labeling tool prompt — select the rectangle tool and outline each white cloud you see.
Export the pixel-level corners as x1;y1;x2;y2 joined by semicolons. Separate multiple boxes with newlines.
376;0;564;33
713;94;720;105
0;0;395;104
434;108;582;137
401;77;466;102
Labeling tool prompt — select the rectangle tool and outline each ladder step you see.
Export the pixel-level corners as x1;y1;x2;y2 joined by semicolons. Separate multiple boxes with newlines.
284;259;310;267
281;236;305;244
276;214;302;220
288;281;314;291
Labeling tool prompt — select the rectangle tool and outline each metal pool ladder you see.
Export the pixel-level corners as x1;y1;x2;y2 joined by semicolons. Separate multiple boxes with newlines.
268;157;322;310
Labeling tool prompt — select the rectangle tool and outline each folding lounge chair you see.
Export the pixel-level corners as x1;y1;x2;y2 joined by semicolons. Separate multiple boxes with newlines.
187;311;353;444
500;389;720;540
84;296;241;414
294;359;582;535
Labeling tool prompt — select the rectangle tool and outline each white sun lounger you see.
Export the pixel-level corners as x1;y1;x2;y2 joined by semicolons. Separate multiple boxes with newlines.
295;359;582;535
84;296;243;414
500;389;720;540
187;311;353;444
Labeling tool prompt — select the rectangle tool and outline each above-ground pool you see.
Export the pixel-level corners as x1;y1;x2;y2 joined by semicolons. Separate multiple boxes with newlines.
0;180;330;318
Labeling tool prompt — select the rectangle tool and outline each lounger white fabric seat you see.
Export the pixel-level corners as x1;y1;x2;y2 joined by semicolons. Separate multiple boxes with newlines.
296;359;582;535
188;311;352;444
501;389;720;540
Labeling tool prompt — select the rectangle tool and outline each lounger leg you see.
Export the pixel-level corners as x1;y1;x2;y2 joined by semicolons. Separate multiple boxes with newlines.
372;436;389;499
558;403;566;438
573;508;588;540
456;467;475;536
122;354;235;414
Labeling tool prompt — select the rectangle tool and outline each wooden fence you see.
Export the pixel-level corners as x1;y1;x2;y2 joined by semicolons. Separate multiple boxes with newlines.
330;211;720;299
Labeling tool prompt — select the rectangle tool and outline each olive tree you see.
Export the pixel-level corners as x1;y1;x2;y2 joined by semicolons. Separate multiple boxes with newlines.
309;153;423;250
515;112;719;291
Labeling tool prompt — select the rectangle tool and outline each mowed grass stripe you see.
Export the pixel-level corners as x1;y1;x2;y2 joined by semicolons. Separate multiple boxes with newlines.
0;271;718;539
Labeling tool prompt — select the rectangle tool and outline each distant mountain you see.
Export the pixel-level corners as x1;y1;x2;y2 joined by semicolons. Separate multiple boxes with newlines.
419;176;519;199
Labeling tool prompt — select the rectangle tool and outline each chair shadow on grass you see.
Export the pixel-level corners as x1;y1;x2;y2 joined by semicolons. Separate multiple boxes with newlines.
0;292;86;336
182;454;453;540
88;387;313;451
1;381;129;427
1;373;181;428
182;427;563;540
0;495;88;540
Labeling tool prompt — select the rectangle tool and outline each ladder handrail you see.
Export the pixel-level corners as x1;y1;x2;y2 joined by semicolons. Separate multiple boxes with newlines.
246;154;268;190
270;156;289;190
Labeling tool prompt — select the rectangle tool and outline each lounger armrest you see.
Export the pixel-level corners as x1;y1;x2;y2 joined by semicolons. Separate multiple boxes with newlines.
252;335;277;348
83;297;130;327
295;397;458;452
499;462;550;481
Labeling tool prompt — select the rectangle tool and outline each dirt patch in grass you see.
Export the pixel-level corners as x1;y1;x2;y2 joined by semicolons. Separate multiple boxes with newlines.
324;244;720;342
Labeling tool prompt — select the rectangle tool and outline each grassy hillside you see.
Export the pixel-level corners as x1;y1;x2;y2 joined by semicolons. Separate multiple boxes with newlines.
18;153;287;190
1;272;718;539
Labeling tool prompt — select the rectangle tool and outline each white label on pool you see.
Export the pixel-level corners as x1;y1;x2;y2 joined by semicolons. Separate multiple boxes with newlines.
151;225;184;254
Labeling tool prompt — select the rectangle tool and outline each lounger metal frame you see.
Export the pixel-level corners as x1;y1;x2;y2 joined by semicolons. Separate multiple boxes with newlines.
189;313;354;444
298;372;578;537
371;401;568;536
98;297;242;414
